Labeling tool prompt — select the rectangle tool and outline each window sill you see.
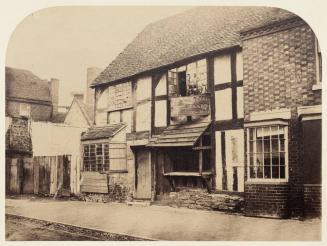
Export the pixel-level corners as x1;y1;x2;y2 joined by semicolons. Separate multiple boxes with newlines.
312;83;322;91
109;170;128;174
245;179;288;185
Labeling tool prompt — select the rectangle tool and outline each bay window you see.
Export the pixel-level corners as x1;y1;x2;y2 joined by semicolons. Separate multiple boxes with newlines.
247;125;288;181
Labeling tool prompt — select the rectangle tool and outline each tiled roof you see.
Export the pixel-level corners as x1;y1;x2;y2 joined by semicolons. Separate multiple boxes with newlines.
148;121;211;147
93;7;295;86
81;123;126;141
5;67;52;102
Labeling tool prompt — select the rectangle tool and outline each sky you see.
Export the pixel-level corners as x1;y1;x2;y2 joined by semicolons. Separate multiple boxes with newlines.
5;6;191;106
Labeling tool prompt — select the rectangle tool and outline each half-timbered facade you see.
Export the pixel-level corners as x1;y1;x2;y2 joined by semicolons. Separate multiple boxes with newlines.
81;7;322;218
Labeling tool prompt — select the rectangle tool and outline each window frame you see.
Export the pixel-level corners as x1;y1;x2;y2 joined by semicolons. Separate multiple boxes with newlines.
82;142;109;172
313;38;322;90
246;124;289;183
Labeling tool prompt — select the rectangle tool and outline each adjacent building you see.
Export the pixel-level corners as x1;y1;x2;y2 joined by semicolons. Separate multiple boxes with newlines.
82;7;321;218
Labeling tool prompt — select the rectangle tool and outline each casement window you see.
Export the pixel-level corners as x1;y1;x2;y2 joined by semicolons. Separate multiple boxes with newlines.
168;59;208;97
247;125;288;181
83;142;127;172
83;143;109;172
19;103;31;117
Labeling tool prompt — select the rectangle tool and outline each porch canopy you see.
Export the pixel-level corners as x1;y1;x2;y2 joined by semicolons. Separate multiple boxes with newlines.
81;123;126;141
147;121;211;148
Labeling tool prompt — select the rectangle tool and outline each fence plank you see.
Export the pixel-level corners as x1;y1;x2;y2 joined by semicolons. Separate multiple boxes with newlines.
33;157;39;194
50;156;57;195
10;159;19;194
22;158;34;194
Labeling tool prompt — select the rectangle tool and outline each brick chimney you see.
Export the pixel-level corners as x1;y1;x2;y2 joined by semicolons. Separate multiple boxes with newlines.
49;78;59;116
86;67;102;122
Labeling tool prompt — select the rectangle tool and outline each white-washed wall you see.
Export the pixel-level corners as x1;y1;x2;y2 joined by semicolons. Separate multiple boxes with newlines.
136;76;152;131
64;101;90;127
155;74;167;96
215;129;244;192
236;51;243;81
31;121;87;156
215;89;232;120
214;54;231;84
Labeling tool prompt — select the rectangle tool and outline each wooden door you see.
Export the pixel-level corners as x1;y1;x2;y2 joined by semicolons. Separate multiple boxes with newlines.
22;158;34;194
136;149;151;199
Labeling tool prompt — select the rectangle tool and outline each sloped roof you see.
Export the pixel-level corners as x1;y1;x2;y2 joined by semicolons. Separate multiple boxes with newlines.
81;123;126;141
74;98;92;126
51;113;67;123
93;6;295;86
148;121;211;147
5;66;51;102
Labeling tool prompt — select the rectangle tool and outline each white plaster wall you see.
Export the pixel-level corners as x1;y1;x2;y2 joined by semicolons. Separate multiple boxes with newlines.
155;100;167;127
31;121;87;156
97;88;108;110
214;54;231;84
136;102;151;132
215;129;244;192
109;111;120;124
136;76;151;101
64;101;89;127
111;127;126;142
215;131;223;190
155;74;167;96
122;109;132;133
215;89;232;120
225;129;244;192
96;111;107;126
236;51;243;81
237;87;244;119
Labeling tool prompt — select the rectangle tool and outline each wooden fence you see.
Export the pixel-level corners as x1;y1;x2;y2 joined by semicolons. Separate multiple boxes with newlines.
6;155;82;196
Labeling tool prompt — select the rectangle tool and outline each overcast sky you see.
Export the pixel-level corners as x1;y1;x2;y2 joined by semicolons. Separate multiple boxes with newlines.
6;6;191;106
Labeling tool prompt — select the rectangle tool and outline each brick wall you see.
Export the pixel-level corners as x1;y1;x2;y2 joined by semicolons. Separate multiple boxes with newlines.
6;100;52;122
242;18;321;218
304;185;321;218
244;183;289;218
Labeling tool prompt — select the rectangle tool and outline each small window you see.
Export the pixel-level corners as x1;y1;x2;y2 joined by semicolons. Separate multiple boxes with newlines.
247;125;288;181
107;111;122;125
19;104;30;117
83;143;109;172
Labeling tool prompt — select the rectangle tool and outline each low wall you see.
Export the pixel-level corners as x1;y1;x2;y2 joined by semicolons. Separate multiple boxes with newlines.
244;183;289;218
156;188;244;212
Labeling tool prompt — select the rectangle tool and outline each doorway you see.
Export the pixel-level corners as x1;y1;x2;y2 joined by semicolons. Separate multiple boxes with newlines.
135;149;152;199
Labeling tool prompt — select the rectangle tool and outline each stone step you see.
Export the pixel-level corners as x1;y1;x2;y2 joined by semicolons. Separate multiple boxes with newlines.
126;200;151;207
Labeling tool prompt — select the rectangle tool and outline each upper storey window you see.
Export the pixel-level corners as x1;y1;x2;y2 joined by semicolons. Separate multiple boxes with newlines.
168;59;207;97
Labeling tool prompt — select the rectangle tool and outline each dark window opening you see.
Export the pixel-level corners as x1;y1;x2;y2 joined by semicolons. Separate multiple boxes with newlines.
178;71;187;96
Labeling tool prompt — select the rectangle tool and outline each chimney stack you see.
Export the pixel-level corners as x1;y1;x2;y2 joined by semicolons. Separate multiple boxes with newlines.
49;78;59;116
86;67;102;122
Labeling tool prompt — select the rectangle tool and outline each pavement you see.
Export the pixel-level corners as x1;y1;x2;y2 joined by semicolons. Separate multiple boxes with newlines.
5;197;321;241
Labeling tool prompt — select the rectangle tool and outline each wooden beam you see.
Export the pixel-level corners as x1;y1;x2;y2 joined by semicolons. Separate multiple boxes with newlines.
231;52;238;120
207;56;216;189
221;131;227;190
166;71;171;126
199;137;203;175
132;79;137;132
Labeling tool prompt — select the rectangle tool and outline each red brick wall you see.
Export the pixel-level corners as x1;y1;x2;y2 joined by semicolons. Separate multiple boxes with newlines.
242;19;322;218
245;183;289;218
304;185;321;218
